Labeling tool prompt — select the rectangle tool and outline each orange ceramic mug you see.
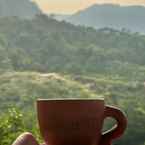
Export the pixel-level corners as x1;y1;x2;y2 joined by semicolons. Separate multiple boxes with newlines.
37;99;127;145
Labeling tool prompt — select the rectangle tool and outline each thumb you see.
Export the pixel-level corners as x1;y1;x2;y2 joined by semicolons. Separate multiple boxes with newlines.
12;132;39;145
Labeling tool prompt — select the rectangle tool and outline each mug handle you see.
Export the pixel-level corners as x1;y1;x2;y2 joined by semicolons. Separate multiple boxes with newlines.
100;105;127;145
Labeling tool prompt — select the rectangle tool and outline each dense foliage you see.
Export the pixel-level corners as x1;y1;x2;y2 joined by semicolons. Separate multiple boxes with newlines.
0;15;145;79
0;15;145;145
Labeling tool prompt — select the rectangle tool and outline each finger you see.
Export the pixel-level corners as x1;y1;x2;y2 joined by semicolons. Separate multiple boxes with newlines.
12;132;39;145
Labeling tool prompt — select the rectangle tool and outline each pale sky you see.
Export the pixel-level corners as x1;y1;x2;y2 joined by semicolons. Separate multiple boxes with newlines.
32;0;145;14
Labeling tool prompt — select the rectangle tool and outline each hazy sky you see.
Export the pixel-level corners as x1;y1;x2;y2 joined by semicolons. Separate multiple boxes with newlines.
33;0;145;14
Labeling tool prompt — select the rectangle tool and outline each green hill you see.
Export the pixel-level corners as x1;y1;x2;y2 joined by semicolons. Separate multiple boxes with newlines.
0;0;41;18
0;15;145;80
0;15;145;145
0;71;145;145
0;72;97;111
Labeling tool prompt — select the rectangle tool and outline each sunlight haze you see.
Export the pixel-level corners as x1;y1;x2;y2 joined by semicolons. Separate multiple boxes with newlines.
33;0;145;14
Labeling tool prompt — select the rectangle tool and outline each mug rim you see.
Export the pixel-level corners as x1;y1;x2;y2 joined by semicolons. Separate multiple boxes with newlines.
37;98;104;102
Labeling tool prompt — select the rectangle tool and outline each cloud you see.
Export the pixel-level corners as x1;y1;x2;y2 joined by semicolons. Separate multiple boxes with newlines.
32;0;145;13
96;0;145;5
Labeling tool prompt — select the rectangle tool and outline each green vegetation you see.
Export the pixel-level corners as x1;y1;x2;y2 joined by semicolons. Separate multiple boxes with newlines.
0;15;145;145
0;72;97;112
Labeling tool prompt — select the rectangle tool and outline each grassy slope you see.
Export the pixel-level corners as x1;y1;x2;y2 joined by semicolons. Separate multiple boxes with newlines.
0;72;97;112
0;71;145;145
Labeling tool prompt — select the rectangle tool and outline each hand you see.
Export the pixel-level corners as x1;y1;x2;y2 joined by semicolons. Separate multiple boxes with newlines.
12;132;40;145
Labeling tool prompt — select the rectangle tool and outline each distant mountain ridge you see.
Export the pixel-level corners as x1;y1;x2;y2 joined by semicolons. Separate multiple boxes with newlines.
58;4;145;33
0;0;42;18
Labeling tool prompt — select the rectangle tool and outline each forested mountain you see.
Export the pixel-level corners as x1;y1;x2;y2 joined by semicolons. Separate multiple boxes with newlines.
0;15;145;145
0;0;41;18
61;4;145;33
0;15;145;79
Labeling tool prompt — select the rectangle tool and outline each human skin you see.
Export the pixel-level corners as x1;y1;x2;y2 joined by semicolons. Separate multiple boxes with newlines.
12;132;44;145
